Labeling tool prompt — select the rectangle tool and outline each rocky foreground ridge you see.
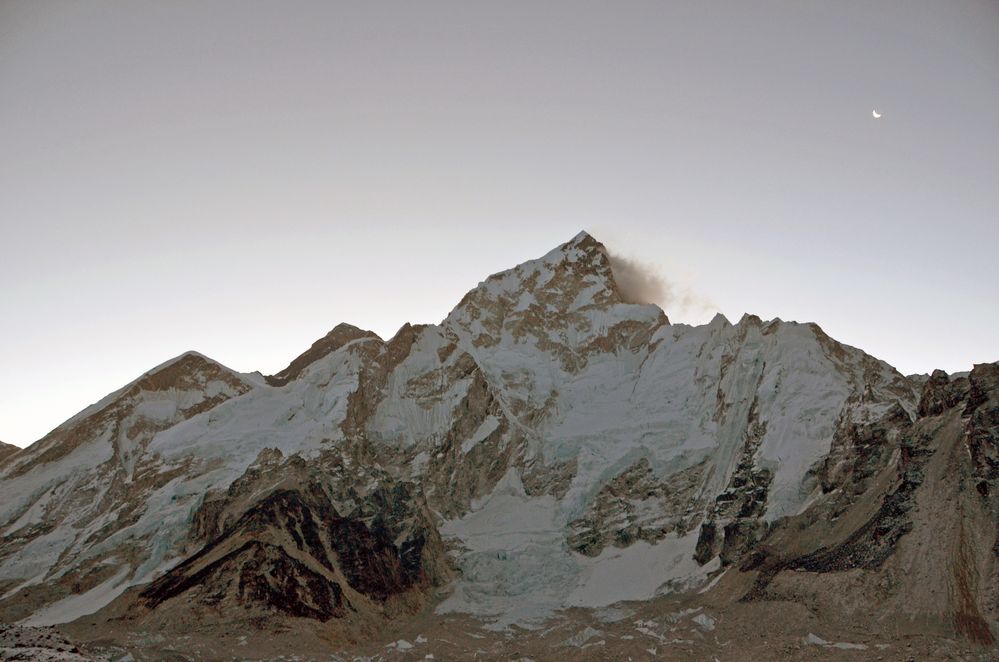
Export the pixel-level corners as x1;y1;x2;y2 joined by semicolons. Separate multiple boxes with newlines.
0;442;18;463
0;232;995;659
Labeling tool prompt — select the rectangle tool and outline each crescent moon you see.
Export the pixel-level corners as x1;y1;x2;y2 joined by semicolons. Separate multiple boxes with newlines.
872;109;882;119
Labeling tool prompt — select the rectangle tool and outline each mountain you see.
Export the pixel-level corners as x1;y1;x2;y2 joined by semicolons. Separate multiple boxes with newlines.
0;232;995;659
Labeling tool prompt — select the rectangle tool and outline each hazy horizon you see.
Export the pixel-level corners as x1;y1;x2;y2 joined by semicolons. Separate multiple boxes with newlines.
2;1;997;447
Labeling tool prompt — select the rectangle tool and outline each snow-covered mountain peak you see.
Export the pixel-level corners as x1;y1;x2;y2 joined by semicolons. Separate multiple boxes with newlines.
538;229;608;267
134;351;248;392
450;231;616;310
444;231;666;355
267;323;383;386
0;349;255;551
708;312;731;328
44;351;249;435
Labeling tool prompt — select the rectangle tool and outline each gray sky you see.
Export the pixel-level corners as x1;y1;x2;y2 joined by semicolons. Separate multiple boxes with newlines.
2;1;997;447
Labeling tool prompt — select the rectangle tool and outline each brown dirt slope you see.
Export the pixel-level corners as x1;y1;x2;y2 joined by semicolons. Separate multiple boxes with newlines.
0;441;18;463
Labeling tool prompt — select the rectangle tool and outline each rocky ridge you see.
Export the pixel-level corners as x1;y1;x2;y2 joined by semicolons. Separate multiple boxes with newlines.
0;442;18;463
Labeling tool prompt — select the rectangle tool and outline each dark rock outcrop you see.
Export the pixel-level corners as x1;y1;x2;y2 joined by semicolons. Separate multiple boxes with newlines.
138;451;449;628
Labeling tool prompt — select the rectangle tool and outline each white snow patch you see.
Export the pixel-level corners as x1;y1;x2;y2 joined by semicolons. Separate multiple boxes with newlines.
804;633;867;650
563;627;603;647
20;567;130;626
566;532;709;607
697;567;726;594
386;639;413;651
462;415;500;454
692;613;716;630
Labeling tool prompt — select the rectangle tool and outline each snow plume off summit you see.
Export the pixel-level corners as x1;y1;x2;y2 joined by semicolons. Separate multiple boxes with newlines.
606;248;715;315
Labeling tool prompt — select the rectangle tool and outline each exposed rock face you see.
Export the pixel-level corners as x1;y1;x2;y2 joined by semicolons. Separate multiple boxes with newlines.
138;476;445;626
0;231;992;647
0;442;17;463
919;368;970;417
730;361;999;646
694;393;773;565
966;363;999;494
569;457;706;556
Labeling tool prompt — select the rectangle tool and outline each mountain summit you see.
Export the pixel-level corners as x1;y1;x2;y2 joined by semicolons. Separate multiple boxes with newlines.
0;232;995;658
